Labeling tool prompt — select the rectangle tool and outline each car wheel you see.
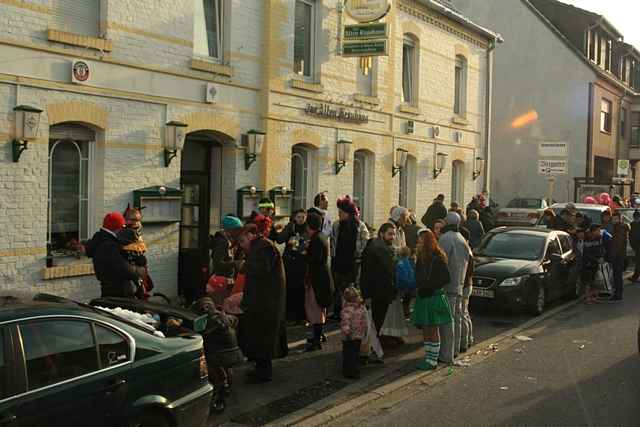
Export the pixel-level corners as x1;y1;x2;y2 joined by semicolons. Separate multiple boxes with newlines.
527;284;545;315
130;411;171;427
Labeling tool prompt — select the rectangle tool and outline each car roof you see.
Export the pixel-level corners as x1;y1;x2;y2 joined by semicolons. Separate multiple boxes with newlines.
0;293;102;324
550;203;609;211
491;226;560;237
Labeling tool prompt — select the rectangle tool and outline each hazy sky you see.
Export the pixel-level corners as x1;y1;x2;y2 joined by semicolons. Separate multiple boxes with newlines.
562;0;640;47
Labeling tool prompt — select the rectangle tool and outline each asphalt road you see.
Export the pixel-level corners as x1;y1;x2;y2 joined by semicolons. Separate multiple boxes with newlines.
328;285;640;427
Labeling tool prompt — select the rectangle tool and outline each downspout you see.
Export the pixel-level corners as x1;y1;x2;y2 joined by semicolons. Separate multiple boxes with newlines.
586;83;594;178
483;39;496;193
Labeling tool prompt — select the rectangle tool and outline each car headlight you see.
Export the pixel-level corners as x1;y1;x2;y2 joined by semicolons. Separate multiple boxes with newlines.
500;275;529;287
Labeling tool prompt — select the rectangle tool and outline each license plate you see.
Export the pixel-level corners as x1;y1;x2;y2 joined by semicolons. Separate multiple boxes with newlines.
472;288;495;298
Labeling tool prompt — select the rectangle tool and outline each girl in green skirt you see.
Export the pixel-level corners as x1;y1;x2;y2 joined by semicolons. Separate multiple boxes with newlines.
412;228;452;370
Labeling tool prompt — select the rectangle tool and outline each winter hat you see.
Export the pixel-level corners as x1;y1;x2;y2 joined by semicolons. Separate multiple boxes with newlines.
390;206;409;223
445;212;461;226
103;212;126;232
337;195;358;217
222;215;243;231
307;212;323;232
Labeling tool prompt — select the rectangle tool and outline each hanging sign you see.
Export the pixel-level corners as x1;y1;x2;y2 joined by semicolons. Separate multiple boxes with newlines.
344;0;391;23
342;39;388;57
344;23;388;40
617;159;630;176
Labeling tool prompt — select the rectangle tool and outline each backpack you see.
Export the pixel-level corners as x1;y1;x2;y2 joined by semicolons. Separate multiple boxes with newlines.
395;258;416;291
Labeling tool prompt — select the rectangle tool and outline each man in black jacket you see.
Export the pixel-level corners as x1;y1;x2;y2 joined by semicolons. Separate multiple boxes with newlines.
86;212;145;298
422;194;448;230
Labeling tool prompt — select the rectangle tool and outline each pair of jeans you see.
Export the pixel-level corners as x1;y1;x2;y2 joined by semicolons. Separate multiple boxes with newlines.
612;258;625;299
439;293;462;363
342;339;362;378
461;286;473;350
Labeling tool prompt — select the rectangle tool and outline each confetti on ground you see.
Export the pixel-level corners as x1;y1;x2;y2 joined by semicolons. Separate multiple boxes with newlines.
447;367;454;376
500;386;509;390
514;335;533;341
579;344;585;350
514;348;524;353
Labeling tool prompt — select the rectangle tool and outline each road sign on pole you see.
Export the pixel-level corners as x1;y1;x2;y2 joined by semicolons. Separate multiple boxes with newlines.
537;159;567;176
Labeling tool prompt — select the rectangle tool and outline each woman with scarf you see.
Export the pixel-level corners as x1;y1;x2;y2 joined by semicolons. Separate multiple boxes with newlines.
330;195;369;320
237;216;287;382
273;209;308;324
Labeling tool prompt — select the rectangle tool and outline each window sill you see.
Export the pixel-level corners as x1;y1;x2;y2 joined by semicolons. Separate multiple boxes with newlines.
353;94;380;106
600;130;612;135
43;263;94;280
399;104;421;115
291;79;324;93
190;58;233;77
47;29;112;52
452;116;469;126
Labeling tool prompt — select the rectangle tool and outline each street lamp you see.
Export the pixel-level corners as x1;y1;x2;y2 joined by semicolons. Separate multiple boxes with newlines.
164;121;188;167
433;152;448;179
473;157;485;180
392;148;409;177
335;139;352;174
244;129;265;170
12;105;42;162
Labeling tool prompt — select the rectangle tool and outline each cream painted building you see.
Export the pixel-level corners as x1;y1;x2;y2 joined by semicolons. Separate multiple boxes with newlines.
0;0;498;299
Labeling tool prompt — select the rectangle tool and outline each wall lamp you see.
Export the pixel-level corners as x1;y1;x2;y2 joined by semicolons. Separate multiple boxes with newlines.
433;152;448;179
335;139;352;174
244;129;265;170
164;121;188;167
392;148;409;177
473;156;485;180
12;105;42;162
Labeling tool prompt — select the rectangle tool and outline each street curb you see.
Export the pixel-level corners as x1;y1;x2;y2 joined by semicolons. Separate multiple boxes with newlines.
269;296;584;427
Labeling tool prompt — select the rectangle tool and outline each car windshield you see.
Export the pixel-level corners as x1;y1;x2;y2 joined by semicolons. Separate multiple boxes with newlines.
551;208;603;225
507;198;542;209
476;233;546;260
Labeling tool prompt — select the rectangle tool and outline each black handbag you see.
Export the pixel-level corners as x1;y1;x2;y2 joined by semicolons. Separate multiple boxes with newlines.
418;256;450;298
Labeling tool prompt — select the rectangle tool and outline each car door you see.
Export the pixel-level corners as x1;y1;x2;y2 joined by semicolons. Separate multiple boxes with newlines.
7;318;131;427
544;235;568;301
558;233;578;293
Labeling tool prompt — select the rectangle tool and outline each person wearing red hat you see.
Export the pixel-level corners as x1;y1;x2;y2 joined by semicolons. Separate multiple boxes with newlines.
85;212;146;298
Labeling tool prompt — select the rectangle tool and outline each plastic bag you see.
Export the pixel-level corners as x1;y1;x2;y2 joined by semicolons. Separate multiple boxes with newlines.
593;262;612;292
380;296;409;337
360;306;384;358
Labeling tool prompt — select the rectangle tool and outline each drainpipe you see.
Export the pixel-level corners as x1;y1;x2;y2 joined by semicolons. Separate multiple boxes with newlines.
483;39;496;194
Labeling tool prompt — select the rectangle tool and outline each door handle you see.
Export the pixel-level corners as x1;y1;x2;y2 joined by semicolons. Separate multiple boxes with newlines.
102;379;127;393
0;413;17;425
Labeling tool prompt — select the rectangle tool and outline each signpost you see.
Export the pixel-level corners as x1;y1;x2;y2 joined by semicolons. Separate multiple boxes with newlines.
537;159;567;176
617;159;630;176
342;40;388;57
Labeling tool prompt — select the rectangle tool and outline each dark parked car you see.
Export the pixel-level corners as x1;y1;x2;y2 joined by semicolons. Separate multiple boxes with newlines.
0;293;212;427
471;228;579;314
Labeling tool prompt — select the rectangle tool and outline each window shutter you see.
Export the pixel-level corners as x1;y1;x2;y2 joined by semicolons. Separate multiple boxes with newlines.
50;0;99;37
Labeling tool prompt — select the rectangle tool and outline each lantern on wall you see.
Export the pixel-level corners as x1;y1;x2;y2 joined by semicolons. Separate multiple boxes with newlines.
12;105;43;162
433;152;448;179
335;139;353;174
164;121;188;167
473;157;485;180
392;148;409;177
244;129;266;170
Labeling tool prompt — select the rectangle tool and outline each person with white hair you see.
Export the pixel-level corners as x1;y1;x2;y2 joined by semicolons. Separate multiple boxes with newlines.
437;212;472;364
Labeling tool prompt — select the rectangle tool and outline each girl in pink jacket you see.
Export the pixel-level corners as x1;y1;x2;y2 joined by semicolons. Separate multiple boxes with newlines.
341;286;367;379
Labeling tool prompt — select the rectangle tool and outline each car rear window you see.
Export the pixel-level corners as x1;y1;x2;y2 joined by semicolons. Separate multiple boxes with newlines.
552;208;603;225
507;199;542;209
476;233;546;260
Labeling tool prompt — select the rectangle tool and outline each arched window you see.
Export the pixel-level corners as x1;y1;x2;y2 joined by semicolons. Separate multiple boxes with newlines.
48;124;94;255
402;34;419;105
454;55;468;116
291;144;318;210
451;160;465;205
353;150;374;224
399;154;417;210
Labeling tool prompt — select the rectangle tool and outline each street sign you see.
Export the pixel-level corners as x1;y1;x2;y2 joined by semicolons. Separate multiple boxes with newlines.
344;23;388;40
342;39;388;57
344;0;391;23
538;141;568;157
538;159;567;175
617;159;630;176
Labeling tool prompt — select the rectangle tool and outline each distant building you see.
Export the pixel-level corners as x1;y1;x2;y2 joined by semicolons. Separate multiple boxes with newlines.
456;0;640;206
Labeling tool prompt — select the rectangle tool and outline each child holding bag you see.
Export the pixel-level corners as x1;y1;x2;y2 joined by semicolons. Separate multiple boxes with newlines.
412;228;452;371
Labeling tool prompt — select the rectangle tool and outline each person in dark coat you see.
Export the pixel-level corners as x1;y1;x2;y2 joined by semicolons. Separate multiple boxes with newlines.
404;211;421;254
237;217;287;383
421;194;448;229
209;214;243;279
272;209;308;323
630;210;640;282
304;213;333;351
85;212;145;298
360;223;397;340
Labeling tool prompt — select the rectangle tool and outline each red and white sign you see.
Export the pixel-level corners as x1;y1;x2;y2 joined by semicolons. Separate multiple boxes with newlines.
71;60;91;84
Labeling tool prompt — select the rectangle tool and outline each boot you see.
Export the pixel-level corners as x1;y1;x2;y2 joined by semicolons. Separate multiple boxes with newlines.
305;324;323;352
417;341;440;371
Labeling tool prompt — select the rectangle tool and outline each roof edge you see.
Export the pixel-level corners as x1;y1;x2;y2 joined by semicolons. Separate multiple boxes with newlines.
417;0;504;43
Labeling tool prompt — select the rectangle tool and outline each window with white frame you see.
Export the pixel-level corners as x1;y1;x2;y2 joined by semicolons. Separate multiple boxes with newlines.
402;36;416;104
294;0;316;78
454;56;467;116
48;124;94;256
194;0;225;61
451;160;465;205
399;155;417;210
291;144;317;210
601;99;612;133
50;0;100;37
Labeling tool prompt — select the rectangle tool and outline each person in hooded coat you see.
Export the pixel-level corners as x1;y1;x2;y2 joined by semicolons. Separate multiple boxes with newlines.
438;212;472;364
237;217;287;382
421;194;448;230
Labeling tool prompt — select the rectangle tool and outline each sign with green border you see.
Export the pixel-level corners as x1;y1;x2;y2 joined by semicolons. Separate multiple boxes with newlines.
342;39;388;57
344;23;388;40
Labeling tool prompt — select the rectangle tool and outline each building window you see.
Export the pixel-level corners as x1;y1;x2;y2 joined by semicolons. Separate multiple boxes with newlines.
621;107;627;139
291;144;317;210
194;0;225;60
600;99;612;133
605;39;612;71
402;36;417;104
353;150;374;224
399;155;417;210
48;125;94;256
356;59;377;97
454;56;467;116
294;0;316;78
594;156;614;180
50;0;100;37
588;30;596;61
631;112;640;148
451;160;465;204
